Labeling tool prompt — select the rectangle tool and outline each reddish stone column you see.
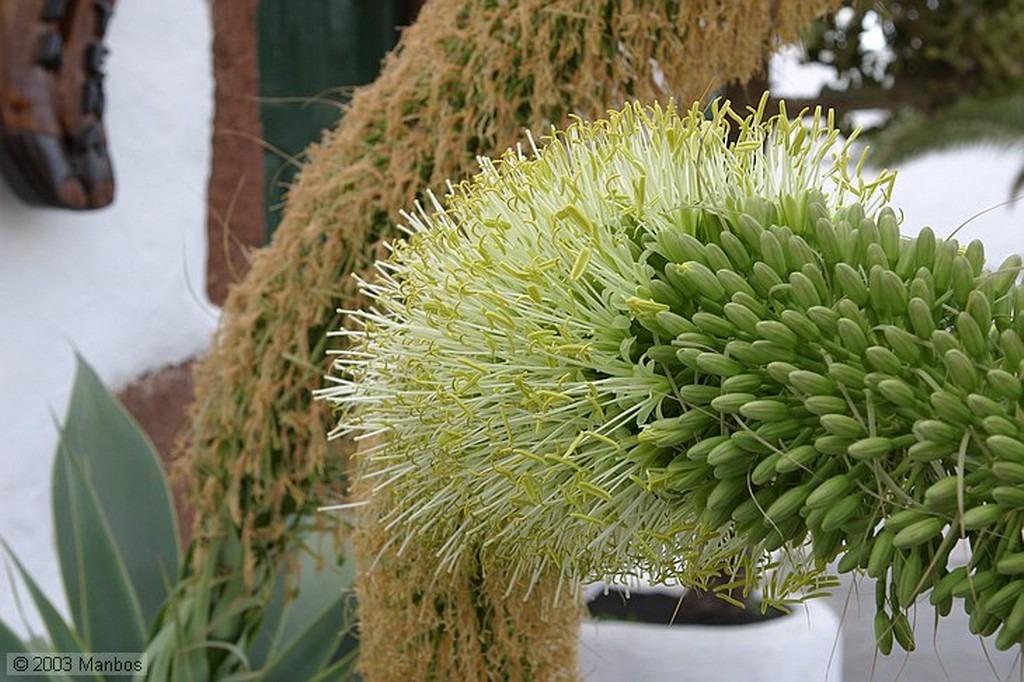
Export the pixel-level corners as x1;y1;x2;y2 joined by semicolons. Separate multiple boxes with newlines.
206;0;264;306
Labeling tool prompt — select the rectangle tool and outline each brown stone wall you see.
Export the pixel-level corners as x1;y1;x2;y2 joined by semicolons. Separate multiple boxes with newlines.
116;361;195;546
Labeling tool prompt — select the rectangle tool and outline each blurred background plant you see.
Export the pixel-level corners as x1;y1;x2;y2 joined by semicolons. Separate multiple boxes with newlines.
0;356;358;681
790;0;1024;193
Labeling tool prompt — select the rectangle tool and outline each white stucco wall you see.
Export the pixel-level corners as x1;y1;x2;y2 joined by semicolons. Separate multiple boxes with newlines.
0;0;215;636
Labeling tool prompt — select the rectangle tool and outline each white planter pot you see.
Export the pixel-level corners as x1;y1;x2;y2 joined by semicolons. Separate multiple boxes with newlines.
579;588;843;682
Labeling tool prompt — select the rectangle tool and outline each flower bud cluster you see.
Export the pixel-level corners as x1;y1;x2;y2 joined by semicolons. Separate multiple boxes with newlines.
324;98;1023;652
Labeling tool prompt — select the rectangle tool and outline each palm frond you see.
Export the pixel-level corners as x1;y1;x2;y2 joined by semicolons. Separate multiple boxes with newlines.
865;95;1024;169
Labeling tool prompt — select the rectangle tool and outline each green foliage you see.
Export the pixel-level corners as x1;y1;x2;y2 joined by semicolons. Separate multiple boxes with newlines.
799;3;1024;193
2;356;358;681
52;355;179;653
0;618;33;658
2;545;100;680
244;536;358;681
806;1;1024;105
145;527;358;682
328;97;1024;654
864;95;1024;194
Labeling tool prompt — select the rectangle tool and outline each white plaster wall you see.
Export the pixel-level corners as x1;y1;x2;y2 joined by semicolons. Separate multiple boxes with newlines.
0;0;216;636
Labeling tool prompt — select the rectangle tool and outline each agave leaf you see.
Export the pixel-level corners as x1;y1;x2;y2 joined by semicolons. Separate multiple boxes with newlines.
305;645;360;682
212;672;259;682
144;601;210;682
164;565;215;682
1;541;104;681
0;617;75;682
257;592;350;682
53;355;181;630
0;639;67;682
248;533;357;679
52;428;147;652
244;571;285;670
280;536;356;646
0;617;30;656
1011;165;1024;199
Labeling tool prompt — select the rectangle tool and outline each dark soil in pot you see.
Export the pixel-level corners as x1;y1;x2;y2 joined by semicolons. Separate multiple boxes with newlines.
587;586;787;626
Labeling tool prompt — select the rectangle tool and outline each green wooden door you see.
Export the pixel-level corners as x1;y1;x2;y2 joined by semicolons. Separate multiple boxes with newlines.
258;1;407;239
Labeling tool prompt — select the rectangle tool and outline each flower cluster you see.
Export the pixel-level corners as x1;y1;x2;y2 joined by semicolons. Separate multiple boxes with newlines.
324;98;1024;652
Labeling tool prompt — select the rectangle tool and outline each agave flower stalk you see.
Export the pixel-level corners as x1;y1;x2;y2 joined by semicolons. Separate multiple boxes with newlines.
324;97;1024;654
